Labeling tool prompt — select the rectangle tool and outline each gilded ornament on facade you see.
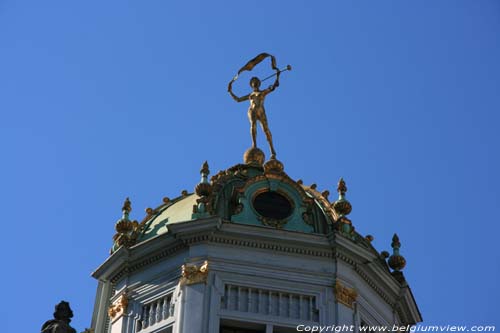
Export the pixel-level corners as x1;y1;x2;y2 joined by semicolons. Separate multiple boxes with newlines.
107;293;128;320
180;261;209;286
259;216;289;229
334;280;357;309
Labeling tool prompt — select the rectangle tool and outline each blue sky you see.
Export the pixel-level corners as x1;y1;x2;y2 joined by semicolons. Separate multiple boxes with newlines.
1;1;499;331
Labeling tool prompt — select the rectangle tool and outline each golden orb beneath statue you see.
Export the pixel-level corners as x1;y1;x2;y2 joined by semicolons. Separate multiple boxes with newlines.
264;158;284;174
244;147;265;165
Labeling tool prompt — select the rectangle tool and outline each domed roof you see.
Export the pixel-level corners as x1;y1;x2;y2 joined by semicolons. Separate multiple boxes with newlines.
138;193;200;242
108;155;409;284
113;158;378;258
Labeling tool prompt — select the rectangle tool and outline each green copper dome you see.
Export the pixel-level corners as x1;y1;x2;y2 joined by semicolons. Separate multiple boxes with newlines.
110;160;384;265
129;161;348;242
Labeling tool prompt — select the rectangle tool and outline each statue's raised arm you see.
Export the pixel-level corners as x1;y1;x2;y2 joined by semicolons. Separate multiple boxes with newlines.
227;80;249;102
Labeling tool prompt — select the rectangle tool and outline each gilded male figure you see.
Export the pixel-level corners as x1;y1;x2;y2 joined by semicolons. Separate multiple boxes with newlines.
228;72;280;159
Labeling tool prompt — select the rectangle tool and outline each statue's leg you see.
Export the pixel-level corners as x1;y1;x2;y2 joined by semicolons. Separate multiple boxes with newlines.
248;110;257;148
251;122;257;148
259;113;276;158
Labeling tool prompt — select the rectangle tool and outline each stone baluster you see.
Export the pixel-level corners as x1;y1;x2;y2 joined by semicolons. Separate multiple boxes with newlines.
148;303;155;326
162;296;169;320
141;306;148;329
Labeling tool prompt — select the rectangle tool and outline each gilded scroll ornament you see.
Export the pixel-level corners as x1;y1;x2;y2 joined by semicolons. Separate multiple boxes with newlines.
180;260;209;286
107;293;128;320
334;280;358;309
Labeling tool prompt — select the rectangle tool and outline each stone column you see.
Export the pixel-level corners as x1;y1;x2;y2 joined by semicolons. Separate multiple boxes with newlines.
334;280;358;327
108;292;129;333
173;261;210;333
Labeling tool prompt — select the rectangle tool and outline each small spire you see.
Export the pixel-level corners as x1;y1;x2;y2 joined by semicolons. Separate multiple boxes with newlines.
111;197;140;253
122;197;131;213
337;178;347;197
193;161;213;218
200;161;210;177
121;197;131;220
332;177;352;217
391;233;401;250
388;233;406;271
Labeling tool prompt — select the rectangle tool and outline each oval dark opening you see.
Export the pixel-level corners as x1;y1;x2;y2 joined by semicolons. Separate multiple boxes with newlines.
253;191;293;220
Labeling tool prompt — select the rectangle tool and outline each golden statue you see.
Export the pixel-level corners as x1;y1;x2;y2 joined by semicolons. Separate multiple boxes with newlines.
228;53;291;160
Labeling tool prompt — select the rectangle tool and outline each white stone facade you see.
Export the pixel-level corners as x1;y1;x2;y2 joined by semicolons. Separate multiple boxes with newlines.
91;218;421;333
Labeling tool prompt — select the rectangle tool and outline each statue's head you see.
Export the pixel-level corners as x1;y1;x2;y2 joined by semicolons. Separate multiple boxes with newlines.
54;301;74;321
250;77;261;90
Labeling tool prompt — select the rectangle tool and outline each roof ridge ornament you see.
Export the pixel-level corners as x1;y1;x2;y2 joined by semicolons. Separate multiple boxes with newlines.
333;178;354;236
193;161;213;218
333;178;352;217
388;233;406;272
228;53;291;165
111;197;140;254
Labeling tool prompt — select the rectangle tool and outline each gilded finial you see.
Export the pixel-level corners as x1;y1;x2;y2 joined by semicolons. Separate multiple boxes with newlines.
310;183;317;190
337;178;347;196
332;177;352;217
391;233;401;249
193;161;213;217
388;233;406;271
195;161;212;197
122;197;131;215
200;161;210;176
111;197;140;253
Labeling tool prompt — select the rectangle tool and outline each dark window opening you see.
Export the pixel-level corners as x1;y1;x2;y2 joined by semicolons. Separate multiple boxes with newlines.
253;191;293;220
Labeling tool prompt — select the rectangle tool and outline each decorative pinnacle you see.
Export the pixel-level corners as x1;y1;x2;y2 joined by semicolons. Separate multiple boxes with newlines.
391;233;401;250
337;178;347;196
332;177;352;217
196;161;212;197
114;197;134;236
121;197;132;220
200;161;210;176
388;233;406;271
122;197;131;214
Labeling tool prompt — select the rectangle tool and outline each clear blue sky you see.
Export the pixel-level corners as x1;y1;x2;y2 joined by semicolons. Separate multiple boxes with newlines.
1;1;499;331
